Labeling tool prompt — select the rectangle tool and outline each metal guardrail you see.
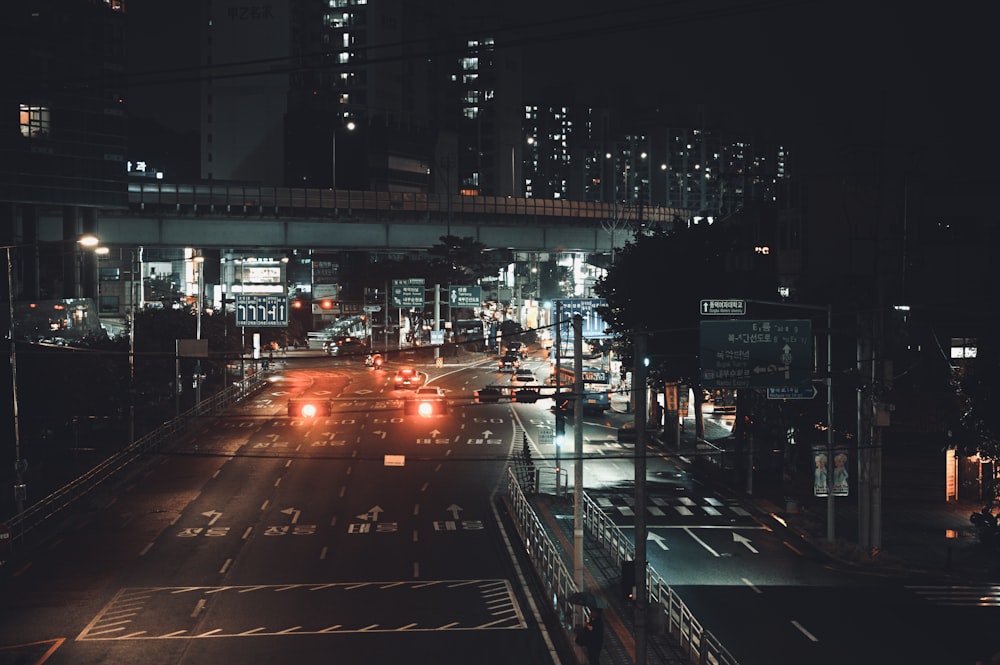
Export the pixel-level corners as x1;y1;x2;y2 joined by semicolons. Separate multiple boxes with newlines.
579;491;741;665
3;373;267;555
125;182;691;226
503;468;583;633
503;468;741;665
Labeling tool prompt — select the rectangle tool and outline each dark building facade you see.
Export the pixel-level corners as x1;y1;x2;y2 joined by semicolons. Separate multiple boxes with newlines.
1;0;127;300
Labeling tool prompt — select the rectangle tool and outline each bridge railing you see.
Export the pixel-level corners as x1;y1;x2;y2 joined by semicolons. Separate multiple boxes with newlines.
125;182;690;226
503;467;741;665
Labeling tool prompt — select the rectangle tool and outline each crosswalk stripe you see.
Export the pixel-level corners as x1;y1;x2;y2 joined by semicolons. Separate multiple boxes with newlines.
648;506;665;517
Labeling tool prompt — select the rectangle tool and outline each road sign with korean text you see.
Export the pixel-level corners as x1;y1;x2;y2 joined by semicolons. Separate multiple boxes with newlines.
449;285;482;308
392;278;425;307
700;319;813;388
700;299;746;316
235;294;288;327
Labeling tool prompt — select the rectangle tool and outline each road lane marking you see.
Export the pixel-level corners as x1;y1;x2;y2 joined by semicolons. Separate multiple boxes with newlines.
683;527;721;557
791;620;819;642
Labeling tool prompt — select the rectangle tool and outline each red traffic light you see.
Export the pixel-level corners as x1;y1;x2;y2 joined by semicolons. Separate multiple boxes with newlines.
319;299;335;310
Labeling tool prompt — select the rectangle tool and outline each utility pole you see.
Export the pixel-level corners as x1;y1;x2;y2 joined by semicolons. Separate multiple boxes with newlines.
633;332;648;665
572;314;584;600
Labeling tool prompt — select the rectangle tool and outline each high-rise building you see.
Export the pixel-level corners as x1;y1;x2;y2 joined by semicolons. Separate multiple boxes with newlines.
1;0;127;299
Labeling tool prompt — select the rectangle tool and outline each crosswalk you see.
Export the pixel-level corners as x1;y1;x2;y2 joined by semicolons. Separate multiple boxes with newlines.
907;584;1000;606
591;492;753;521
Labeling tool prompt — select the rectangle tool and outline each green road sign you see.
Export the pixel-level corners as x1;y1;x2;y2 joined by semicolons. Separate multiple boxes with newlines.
449;285;482;308
700;319;813;388
392;278;425;307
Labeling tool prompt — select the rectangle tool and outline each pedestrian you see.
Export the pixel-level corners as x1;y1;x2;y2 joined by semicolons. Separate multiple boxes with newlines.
584;608;605;664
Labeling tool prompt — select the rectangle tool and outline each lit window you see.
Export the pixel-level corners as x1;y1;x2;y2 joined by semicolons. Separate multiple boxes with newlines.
19;104;50;138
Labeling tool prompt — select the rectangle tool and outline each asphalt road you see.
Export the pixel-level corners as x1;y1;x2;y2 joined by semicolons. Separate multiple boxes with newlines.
0;354;566;665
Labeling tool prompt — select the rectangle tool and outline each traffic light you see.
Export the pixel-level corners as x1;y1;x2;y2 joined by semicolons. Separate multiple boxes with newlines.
513;388;540;403
288;398;332;417
474;387;502;403
555;412;566;447
319;298;336;311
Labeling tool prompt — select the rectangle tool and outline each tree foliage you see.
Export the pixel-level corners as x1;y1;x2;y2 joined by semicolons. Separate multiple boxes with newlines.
595;224;778;387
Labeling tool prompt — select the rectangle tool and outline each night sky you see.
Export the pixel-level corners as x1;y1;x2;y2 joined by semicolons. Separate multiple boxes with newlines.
126;0;996;179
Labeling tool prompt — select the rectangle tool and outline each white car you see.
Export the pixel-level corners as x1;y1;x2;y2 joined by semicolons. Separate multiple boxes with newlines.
511;368;536;384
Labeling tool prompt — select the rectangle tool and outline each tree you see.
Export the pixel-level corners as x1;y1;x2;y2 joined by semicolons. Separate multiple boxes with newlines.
427;236;508;284
595;223;777;439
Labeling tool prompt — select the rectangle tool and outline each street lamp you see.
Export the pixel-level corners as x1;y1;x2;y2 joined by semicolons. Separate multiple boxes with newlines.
5;234;102;516
332;120;357;189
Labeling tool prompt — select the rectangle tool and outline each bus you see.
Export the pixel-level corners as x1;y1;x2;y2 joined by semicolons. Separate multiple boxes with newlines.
549;363;611;415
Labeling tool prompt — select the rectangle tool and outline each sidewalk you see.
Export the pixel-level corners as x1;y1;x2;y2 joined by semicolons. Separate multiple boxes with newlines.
656;417;1000;582
530;493;689;665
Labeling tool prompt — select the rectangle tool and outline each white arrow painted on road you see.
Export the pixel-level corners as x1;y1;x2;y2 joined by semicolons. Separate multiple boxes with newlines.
280;507;301;524
647;532;669;551
446;504;463;520
733;532;759;553
481;430;493;438
201;510;223;526
430;429;441;437
372;431;388;439
357;505;384;522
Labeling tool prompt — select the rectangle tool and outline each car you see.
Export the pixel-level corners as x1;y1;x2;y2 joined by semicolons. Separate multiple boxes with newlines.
646;469;694;492
405;385;447;416
498;351;521;372
617;421;637;443
324;336;367;357
505;341;528;359
393;367;422;389
512;368;536;383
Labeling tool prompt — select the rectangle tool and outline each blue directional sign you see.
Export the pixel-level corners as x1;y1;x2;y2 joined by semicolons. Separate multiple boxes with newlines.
235;295;288;327
557;298;611;339
700;319;813;388
392;278;425;307
767;385;818;400
449;285;482;308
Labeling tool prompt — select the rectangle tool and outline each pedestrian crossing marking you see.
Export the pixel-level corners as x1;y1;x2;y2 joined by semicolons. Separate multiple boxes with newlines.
588;491;757;522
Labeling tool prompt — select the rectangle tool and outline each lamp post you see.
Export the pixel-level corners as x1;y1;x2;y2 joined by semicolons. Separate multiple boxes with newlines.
749;298;836;542
194;253;205;409
332;120;356;189
5;234;102;516
5;246;26;515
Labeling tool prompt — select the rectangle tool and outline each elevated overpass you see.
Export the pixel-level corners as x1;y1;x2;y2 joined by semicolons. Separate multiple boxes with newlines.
73;182;692;253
